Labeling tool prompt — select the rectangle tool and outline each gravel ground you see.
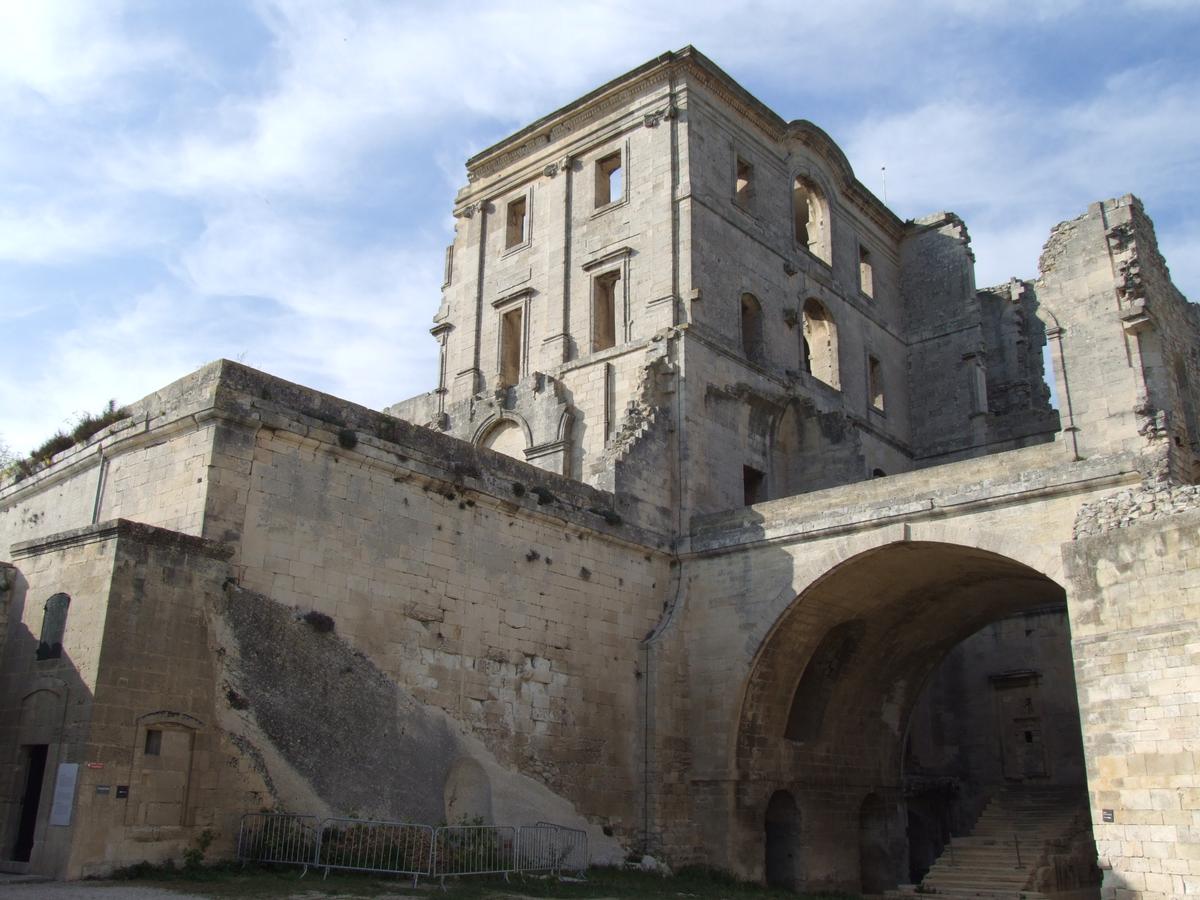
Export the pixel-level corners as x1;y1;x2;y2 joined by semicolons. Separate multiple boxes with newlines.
0;884;210;900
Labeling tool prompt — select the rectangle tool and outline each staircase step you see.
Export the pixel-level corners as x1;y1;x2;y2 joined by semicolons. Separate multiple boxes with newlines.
915;786;1090;897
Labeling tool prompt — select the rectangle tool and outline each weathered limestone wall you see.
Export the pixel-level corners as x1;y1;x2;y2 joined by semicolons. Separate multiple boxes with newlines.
1065;487;1200;900
195;363;671;849
0;527;118;876
0;521;259;879
1038;196;1199;473
0;363;231;553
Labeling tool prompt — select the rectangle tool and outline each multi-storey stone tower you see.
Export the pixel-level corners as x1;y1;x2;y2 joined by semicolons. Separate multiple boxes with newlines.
391;46;1122;527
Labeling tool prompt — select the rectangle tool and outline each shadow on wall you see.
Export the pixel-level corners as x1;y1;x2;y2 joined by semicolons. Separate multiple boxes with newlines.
0;568;93;877
218;583;461;824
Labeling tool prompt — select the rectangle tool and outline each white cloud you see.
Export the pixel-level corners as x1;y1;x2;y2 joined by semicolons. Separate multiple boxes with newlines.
0;1;181;105
0;199;173;264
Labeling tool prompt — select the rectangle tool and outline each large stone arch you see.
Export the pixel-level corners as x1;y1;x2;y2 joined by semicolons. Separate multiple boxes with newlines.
725;540;1073;892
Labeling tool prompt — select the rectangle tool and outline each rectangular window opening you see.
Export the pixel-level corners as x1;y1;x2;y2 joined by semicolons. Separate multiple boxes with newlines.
859;245;874;297
868;355;885;412
735;157;753;207
499;307;523;388
595;152;622;208
505;197;527;249
593;272;619;352
743;465;766;506
144;729;162;756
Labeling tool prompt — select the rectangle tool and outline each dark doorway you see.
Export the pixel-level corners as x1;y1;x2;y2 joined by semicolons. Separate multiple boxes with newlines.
859;792;893;893
14;744;48;862
764;790;799;889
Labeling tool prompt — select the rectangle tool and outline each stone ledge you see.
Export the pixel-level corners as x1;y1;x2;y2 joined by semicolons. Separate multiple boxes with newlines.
12;518;234;561
689;445;1140;552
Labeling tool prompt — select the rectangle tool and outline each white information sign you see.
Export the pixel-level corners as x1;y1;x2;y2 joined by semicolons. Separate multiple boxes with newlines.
48;762;78;827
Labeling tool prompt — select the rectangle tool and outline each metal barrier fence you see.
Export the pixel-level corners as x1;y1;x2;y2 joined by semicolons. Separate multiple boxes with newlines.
539;822;588;875
235;813;587;882
433;824;516;879
515;825;560;874
236;813;320;868
317;818;434;882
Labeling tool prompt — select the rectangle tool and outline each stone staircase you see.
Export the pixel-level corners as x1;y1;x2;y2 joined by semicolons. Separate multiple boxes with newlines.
887;786;1092;900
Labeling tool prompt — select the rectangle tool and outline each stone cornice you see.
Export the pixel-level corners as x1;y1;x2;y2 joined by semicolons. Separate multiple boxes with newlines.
462;46;903;236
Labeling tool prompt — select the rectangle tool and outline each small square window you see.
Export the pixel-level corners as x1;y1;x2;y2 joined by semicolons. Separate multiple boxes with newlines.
144;729;162;756
735;157;753;207
505;197;527;249
595;152;622;208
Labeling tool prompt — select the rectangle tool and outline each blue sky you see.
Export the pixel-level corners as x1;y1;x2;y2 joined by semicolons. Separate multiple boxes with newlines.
2;0;1198;456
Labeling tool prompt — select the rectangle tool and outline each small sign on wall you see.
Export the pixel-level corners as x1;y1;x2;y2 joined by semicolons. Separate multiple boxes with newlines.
49;763;79;826
1102;809;1115;823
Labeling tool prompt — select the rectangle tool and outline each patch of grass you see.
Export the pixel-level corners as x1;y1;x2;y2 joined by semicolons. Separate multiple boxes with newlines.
2;399;130;483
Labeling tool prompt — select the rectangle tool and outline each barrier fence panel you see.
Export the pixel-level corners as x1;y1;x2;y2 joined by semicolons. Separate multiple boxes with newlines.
433;825;517;879
515;825;560;874
236;813;320;868
235;812;585;881
536;821;589;875
317;818;434;882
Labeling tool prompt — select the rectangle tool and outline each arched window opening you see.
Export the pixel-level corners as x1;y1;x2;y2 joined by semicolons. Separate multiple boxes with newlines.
793;177;831;265
784;620;866;742
868;355;885;412
802;299;839;389
765;790;800;889
36;593;70;660
479;419;526;461
741;293;765;364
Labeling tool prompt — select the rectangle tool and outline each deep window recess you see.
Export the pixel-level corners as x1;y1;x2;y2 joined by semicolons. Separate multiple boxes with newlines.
741;293;765;363
499;306;523;388
868;355;885;412
595;152;622;208
505;197;527;249
735;157;753;207
144;729;163;756
859;245;874;297
743;465;767;506
36;593;70;660
793;177;831;265
593;271;620;352
802;299;839;388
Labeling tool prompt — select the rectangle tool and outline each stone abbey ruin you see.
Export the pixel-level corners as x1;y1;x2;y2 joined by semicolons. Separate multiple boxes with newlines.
2;47;1198;899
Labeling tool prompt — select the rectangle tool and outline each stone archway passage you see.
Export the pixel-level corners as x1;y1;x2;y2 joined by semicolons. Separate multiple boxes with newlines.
732;541;1079;894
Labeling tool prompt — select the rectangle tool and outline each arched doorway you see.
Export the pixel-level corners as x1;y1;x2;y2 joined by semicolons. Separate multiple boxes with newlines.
734;541;1096;894
764;790;799;889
